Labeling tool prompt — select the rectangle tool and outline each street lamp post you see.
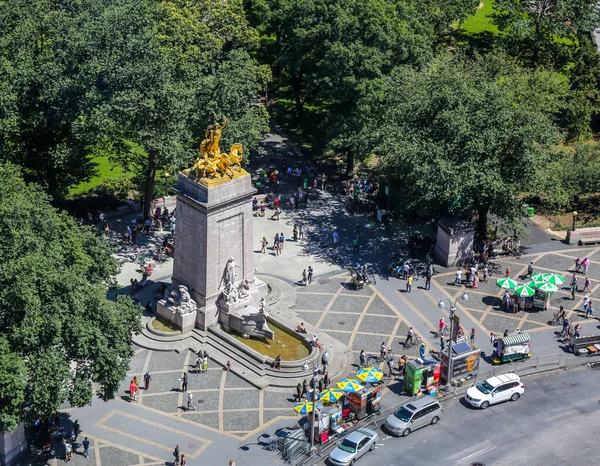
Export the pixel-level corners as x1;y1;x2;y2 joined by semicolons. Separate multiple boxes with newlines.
437;290;469;387
164;172;171;205
572;211;578;232
302;360;320;456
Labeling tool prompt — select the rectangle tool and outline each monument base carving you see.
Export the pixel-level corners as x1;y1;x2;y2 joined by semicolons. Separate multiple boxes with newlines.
156;300;197;333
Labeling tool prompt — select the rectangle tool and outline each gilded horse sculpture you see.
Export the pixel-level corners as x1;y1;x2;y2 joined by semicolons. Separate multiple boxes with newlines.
183;119;245;184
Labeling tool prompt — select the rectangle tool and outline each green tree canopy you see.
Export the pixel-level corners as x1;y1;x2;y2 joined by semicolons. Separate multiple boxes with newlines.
369;53;569;235
0;164;141;430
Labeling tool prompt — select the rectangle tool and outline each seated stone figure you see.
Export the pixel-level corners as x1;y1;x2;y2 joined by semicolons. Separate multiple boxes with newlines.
166;285;197;315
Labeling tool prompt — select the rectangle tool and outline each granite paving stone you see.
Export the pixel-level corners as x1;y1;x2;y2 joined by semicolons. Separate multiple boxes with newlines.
483;314;523;334
127;350;148;375
141;393;180;413
223;410;260;432
520;320;546;331
188;390;220;411
182;411;220;430
144;457;155;464
294;293;334;311
67;439;96;465
318;312;361;332
223;390;260;410
357;315;398;335
147;350;187;373
461;295;497;312
534;254;577;273
188;368;224;390
224;372;256;389
578;266;600;281
98;446;140;466
559;248;596;259
263;390;296;409
263;409;295;424
352;333;390;353
463;308;485;323
365;296;397;316
521;309;554;324
303;279;344;293
324;331;352;346
470;278;503;296
329;295;370;314
295;311;322;326
142;372;180;394
341;284;374;297
394;321;410;339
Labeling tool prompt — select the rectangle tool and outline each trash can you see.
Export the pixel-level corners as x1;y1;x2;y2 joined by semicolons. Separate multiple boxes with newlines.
527;207;534;217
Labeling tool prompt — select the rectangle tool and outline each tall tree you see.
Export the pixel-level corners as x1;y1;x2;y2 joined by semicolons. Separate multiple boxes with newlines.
493;0;600;66
0;0;97;199
370;53;568;235
0;163;141;429
87;0;269;218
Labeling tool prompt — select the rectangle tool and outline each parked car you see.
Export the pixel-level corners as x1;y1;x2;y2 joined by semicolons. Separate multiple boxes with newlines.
464;373;524;409
328;428;378;466
383;396;442;437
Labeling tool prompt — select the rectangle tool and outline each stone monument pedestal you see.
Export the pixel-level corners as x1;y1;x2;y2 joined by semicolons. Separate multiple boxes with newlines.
433;217;474;267
0;423;27;466
172;171;266;331
156;300;197;333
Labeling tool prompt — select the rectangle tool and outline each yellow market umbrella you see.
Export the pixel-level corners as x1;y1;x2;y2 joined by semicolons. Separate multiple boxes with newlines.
294;402;319;414
318;389;344;403
336;379;364;393
356;367;384;383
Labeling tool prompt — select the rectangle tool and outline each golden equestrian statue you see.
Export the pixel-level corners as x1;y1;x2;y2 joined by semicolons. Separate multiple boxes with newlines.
182;118;247;186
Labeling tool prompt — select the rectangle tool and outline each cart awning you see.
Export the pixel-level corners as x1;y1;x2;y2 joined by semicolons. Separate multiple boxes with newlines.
500;333;531;346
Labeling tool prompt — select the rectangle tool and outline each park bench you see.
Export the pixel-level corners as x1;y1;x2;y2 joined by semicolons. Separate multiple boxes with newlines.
567;227;600;246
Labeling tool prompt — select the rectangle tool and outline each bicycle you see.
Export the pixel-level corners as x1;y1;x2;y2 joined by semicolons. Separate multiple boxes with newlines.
403;334;422;349
547;313;563;326
432;327;450;339
366;350;395;366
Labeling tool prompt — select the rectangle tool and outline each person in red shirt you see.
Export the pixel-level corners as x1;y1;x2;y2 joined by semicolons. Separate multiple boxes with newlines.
505;267;510;277
129;381;137;401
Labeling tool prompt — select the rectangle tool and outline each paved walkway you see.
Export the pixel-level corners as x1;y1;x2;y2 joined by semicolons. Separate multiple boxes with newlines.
49;129;600;466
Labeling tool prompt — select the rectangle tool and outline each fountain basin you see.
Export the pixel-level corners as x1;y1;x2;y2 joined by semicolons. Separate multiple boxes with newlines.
211;315;318;367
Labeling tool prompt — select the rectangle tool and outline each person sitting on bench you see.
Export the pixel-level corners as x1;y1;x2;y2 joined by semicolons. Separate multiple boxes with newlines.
297;322;307;334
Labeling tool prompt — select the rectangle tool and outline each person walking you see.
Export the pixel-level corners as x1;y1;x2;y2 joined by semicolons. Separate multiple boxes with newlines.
299;222;305;240
489;332;495;346
180;454;187;466
405;327;414;347
64;440;73;462
527;261;533;278
279;232;285;253
440;337;445;352
260;237;268;253
323;371;329;388
307;266;313;284
386;357;394;377
359;350;366;367
180;372;188;392
129;380;137;401
187;392;195;411
144;371;152;390
469;328;476;345
583;257;590;274
482;265;489;283
425;270;432;290
321;173;326;190
505;267;511;278
82;437;90;458
301;269;307;286
202;356;209;374
295;383;302;401
571;283;576;300
586;301;595;319
173;445;180;465
352;236;359;253
503;329;509;337
406;274;413;293
274;233;280;256
332;230;339;248
584;276;592;293
301;379;308;399
73;420;80;441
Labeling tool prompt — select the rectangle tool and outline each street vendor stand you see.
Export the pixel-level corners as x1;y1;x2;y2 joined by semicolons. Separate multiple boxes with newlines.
532;289;550;311
404;357;441;396
345;385;383;421
435;338;481;385
492;333;531;364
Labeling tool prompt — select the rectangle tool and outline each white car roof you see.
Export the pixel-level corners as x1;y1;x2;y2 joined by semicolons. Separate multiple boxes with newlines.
486;373;520;387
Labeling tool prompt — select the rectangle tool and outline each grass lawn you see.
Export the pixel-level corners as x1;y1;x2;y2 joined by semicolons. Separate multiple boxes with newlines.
461;1;498;35
68;155;129;197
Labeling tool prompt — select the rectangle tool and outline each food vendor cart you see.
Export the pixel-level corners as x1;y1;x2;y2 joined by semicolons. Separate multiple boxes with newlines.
492;333;531;364
404;357;441;396
532;289;550;311
345;385;383;421
436;338;481;385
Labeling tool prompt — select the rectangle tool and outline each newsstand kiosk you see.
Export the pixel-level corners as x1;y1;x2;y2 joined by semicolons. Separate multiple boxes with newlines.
436;338;481;385
404;357;442;396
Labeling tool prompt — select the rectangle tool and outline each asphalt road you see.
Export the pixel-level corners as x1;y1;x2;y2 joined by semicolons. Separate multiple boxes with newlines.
317;367;600;466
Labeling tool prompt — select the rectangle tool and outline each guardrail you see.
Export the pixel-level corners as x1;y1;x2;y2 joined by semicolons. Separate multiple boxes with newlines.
295;352;600;465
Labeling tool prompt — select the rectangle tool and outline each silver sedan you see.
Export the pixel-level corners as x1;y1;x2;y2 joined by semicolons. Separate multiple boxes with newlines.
328;428;378;466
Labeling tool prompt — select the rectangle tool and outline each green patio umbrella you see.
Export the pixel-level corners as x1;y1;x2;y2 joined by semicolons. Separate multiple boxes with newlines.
537;282;558;294
496;277;518;289
541;273;565;286
514;284;535;297
527;278;547;289
530;273;546;282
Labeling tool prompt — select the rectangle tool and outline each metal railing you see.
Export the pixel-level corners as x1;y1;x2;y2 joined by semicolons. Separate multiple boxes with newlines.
296;352;600;465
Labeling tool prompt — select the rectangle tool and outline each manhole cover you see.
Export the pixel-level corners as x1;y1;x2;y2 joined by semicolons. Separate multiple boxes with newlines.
471;463;486;466
197;400;204;404
188;443;196;449
597;400;600;405
338;321;345;325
